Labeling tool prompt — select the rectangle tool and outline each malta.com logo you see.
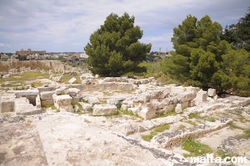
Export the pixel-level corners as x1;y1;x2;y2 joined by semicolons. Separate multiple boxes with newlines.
190;154;247;165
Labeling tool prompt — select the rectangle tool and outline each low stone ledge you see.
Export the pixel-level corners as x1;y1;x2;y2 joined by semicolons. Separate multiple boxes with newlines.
151;118;232;149
93;104;117;116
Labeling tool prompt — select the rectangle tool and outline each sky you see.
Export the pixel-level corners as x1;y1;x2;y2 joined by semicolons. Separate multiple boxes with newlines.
0;0;249;53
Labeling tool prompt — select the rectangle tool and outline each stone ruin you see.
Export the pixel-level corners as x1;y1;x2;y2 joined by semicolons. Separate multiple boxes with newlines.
1;72;250;165
1;74;250;120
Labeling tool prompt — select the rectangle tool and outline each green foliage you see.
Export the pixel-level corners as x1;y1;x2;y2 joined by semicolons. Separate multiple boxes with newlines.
221;7;250;51
177;124;186;130
165;15;223;86
212;49;250;95
182;139;213;156
85;12;151;76
142;123;170;142
154;123;170;132
160;11;250;96
155;110;177;118
188;112;201;119
187;120;198;126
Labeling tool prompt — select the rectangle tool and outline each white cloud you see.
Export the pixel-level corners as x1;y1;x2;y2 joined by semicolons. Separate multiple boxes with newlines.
0;43;11;48
0;0;249;52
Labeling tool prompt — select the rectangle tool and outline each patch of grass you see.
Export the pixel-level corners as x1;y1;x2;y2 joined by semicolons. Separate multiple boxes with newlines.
142;131;158;142
155;110;177;118
61;74;80;84
142;123;170;142
206;116;216;122
188;112;201;119
120;109;134;116
0;71;49;87
154;123;170;132
237;128;250;138
19;116;25;121
215;149;232;159
186;120;198;126
31;81;43;87
177;124;186;130
244;129;250;137
229;122;245;130
119;109;141;119
103;91;111;96
182;139;213;157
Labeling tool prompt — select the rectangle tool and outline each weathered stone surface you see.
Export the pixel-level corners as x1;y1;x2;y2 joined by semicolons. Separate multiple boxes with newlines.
0;94;15;113
15;88;39;97
219;136;250;159
93;104;117;116
40;91;54;100
68;77;77;84
66;88;80;97
36;95;41;108
107;97;125;107
194;89;208;106
78;102;92;112
15;97;41;115
0;122;48;166
52;94;73;112
50;75;62;82
175;103;182;113
208;88;216;97
151;118;232;149
2;74;10;78
119;123;138;136
82;95;99;105
80;82;135;92
40;91;54;106
138;107;155;120
55;87;67;95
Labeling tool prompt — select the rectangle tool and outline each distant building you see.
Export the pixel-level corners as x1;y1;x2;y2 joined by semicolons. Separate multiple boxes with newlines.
16;48;46;56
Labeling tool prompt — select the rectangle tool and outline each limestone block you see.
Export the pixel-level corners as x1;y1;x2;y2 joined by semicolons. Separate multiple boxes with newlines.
55;87;67;95
107;97;125;107
41;100;54;107
121;104;129;111
93;104;117;116
2;74;10;78
68;77;77;84
71;96;81;103
178;92;196;102
103;77;116;82
0;95;15;113
51;75;62;82
40;91;54;100
175;103;182;114
53;94;73;112
15;89;39;97
66;88;80;97
138;107;156;120
163;104;175;113
181;101;189;108
15;97;41;115
120;123;137;136
128;107;140;114
146;101;159;111
78;102;92;112
36;95;41;108
137;93;151;102
80;73;94;80
208;88;216;97
82;95;99;105
194;89;208;106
